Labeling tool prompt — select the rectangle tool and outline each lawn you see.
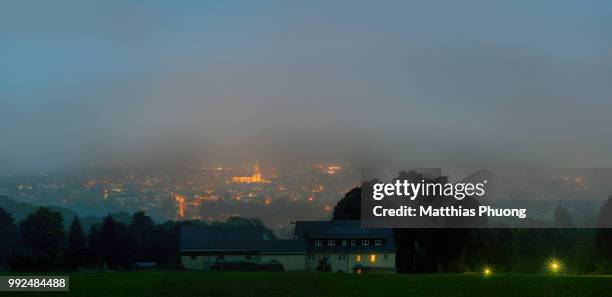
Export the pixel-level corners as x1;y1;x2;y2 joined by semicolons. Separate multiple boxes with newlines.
2;271;612;297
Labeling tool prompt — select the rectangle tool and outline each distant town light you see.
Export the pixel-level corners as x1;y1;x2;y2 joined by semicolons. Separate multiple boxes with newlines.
174;194;186;219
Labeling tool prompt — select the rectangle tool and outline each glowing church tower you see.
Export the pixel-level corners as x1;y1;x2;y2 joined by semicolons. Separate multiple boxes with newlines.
251;161;262;183
232;161;268;183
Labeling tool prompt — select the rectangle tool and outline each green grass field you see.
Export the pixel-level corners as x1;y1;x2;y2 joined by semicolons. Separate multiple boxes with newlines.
2;271;612;297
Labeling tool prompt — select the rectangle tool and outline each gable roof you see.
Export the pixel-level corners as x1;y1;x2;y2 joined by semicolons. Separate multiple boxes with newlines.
294;221;333;239
180;225;263;252
180;221;395;254
294;220;393;238
293;220;395;253
262;239;305;254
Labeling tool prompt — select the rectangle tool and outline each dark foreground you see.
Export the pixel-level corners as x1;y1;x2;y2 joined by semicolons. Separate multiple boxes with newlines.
2;271;612;297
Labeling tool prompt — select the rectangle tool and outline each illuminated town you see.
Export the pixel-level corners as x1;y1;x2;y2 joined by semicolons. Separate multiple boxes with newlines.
0;161;358;237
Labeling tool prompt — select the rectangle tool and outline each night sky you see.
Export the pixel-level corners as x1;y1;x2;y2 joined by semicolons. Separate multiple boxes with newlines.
2;1;612;175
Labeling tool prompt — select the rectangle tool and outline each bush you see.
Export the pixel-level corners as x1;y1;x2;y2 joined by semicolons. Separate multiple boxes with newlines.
596;259;612;274
10;248;54;272
316;257;331;272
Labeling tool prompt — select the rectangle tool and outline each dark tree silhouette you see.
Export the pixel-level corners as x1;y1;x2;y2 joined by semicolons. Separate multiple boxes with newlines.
213;216;277;240
129;211;154;262
88;224;102;267
18;207;65;268
332;187;361;220
65;216;87;270
151;221;182;268
91;215;132;269
0;207;17;269
596;196;612;259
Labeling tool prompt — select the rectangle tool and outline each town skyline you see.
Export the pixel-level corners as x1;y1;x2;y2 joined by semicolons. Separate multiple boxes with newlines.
0;159;359;237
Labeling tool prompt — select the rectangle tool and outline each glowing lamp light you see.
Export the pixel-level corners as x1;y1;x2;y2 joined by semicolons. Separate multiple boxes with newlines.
483;267;492;277
548;259;562;274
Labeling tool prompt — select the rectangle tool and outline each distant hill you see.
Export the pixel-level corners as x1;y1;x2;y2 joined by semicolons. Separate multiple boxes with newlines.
459;169;536;202
0;195;132;230
0;195;78;223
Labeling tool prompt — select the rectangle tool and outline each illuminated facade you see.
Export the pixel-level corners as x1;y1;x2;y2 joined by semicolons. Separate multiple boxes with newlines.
232;161;268;183
295;221;396;273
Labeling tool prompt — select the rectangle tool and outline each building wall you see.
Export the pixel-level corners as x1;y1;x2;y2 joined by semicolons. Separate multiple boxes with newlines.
210;255;259;263
183;252;395;273
182;254;260;270
182;255;204;270
261;254;305;271
306;253;395;273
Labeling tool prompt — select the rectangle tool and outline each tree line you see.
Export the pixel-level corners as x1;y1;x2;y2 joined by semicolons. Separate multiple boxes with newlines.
1;177;611;274
0;206;274;272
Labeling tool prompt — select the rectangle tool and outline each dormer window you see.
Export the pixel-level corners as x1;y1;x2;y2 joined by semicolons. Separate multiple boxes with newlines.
350;240;356;246
374;239;383;246
341;240;347;246
362;240;369;246
328;240;335;246
315;240;322;246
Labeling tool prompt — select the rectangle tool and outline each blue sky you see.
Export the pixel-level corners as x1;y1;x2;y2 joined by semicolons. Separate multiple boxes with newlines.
1;1;612;174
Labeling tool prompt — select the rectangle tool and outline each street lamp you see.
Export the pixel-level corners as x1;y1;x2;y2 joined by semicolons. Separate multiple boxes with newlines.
547;259;562;274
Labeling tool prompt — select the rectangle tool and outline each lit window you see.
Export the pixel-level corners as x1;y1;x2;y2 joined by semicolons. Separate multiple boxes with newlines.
370;254;376;263
356;255;361;262
350;240;356;246
315;240;322;246
328;240;335;246
341;240;347;246
374;239;382;246
362;240;369;246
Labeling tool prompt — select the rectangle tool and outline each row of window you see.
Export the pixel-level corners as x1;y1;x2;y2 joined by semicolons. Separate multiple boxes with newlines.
190;254;390;262
313;239;383;247
308;254;389;262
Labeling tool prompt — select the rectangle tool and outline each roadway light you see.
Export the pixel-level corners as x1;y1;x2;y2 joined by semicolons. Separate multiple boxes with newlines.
547;259;562;274
483;267;492;277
